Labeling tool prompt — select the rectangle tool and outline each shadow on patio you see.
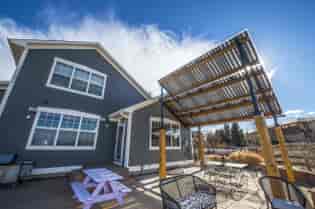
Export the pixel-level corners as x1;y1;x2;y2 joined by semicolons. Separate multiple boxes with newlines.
0;165;268;209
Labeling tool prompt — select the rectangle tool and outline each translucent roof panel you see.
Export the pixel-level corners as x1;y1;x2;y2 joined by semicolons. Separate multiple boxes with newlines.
159;30;282;127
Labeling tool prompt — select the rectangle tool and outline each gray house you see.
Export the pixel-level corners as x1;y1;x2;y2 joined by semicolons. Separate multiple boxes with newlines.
0;81;9;102
0;39;193;175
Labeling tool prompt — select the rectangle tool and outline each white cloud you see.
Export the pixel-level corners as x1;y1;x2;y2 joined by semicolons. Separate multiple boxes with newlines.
284;109;305;115
0;15;214;95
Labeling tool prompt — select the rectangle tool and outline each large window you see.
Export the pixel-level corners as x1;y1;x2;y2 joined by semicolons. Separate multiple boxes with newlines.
26;107;100;150
47;57;107;99
150;117;181;150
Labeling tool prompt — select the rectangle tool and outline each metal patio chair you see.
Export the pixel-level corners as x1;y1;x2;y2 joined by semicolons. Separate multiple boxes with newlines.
159;175;217;209
259;176;307;209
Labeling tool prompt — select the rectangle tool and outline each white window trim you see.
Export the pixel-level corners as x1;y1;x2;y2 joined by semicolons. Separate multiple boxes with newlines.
26;107;100;151
149;117;181;151
46;57;107;100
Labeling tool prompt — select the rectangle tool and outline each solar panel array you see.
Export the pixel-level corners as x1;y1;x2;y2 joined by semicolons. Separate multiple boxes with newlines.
159;30;282;127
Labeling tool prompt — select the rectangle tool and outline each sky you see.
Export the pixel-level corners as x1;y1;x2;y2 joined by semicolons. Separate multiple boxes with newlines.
1;0;315;131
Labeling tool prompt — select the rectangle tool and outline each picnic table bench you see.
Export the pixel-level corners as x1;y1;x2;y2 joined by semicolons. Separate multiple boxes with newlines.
70;168;131;209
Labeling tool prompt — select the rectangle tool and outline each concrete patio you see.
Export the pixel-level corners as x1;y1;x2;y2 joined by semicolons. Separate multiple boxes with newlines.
0;166;271;209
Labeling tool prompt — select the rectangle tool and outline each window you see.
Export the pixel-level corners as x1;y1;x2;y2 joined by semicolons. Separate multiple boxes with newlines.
150;117;181;150
27;107;100;150
47;57;107;99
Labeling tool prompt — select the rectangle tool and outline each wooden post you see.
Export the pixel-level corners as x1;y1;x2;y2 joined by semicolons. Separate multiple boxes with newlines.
198;126;205;169
255;115;285;198
309;188;315;209
159;86;167;179
255;115;280;176
274;126;296;182
159;128;167;179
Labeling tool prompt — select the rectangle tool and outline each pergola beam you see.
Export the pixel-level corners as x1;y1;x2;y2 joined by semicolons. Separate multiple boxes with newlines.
175;88;272;115
178;95;274;118
189;112;274;127
165;69;264;103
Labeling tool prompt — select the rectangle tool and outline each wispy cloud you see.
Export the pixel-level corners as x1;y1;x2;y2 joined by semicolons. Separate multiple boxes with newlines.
0;12;215;95
284;109;305;116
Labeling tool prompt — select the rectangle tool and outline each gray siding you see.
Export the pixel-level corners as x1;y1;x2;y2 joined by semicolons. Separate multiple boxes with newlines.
0;49;146;168
128;102;192;167
0;89;6;103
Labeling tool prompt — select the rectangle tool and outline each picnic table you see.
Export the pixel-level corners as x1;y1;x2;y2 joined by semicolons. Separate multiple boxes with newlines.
70;168;131;209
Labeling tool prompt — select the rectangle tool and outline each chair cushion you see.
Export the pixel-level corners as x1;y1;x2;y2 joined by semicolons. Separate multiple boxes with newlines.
178;192;216;209
272;198;305;209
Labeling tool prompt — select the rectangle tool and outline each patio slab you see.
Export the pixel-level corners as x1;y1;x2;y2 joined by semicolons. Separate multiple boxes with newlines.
0;167;268;209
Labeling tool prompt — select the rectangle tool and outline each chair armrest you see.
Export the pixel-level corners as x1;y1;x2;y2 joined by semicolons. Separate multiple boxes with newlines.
161;192;181;209
193;176;216;195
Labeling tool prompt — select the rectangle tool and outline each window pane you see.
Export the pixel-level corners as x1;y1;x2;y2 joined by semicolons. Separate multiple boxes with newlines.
61;115;80;129
78;132;95;146
54;62;73;77
31;128;56;146
56;130;77;146
81;118;97;130
71;79;88;92
166;135;172;146
73;69;90;81
37;112;61;128
173;136;180;147
88;84;102;96
90;73;104;85
51;74;71;88
152;135;159;147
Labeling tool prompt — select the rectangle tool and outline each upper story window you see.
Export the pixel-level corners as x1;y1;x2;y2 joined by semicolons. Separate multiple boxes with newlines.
26;107;100;150
47;57;107;99
150;117;181;150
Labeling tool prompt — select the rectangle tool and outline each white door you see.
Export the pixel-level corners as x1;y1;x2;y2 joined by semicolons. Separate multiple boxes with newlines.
114;120;126;165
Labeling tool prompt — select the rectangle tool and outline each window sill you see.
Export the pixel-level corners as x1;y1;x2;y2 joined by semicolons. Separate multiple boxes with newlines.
149;147;181;151
25;146;96;151
46;83;104;100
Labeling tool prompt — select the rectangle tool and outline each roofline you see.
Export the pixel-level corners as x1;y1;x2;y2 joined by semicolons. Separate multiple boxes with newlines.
7;38;151;100
109;98;159;119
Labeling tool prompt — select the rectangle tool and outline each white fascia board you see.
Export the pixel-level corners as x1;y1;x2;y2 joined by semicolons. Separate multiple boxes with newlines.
108;98;159;120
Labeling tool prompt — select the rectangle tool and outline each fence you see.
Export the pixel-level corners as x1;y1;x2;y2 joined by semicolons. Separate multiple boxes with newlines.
273;142;315;171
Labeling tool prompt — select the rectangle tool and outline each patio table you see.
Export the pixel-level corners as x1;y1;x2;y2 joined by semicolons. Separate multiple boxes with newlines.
205;161;249;199
71;168;130;209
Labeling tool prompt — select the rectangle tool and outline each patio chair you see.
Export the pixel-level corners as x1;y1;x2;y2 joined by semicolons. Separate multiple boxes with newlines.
159;175;217;209
259;176;307;209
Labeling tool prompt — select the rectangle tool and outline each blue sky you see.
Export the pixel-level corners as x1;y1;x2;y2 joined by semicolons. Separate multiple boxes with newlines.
1;0;315;129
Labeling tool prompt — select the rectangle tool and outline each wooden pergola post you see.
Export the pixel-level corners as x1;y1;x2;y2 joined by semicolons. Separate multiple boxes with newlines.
159;87;167;179
254;115;280;177
274;125;295;182
198;126;205;169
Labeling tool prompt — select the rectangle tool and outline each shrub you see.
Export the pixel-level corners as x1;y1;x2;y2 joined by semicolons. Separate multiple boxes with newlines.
228;151;264;166
207;154;224;161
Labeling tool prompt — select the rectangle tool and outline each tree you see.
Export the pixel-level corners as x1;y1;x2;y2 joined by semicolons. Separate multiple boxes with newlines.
207;131;220;149
231;122;241;146
223;123;231;144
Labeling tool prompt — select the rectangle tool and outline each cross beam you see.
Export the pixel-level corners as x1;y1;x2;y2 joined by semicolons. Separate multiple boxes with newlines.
165;69;264;103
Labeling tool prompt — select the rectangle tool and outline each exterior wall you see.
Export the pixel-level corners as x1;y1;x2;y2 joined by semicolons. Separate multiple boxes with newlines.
0;89;6;103
128;102;193;168
0;49;146;168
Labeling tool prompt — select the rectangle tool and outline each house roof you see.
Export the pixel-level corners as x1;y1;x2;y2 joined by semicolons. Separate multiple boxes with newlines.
109;98;159;121
159;30;282;127
7;38;151;100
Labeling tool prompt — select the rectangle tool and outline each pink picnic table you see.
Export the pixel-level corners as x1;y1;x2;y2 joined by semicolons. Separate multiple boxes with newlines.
71;168;131;209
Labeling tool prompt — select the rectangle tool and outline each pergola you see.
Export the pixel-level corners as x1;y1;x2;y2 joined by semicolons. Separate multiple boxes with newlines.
157;30;295;186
